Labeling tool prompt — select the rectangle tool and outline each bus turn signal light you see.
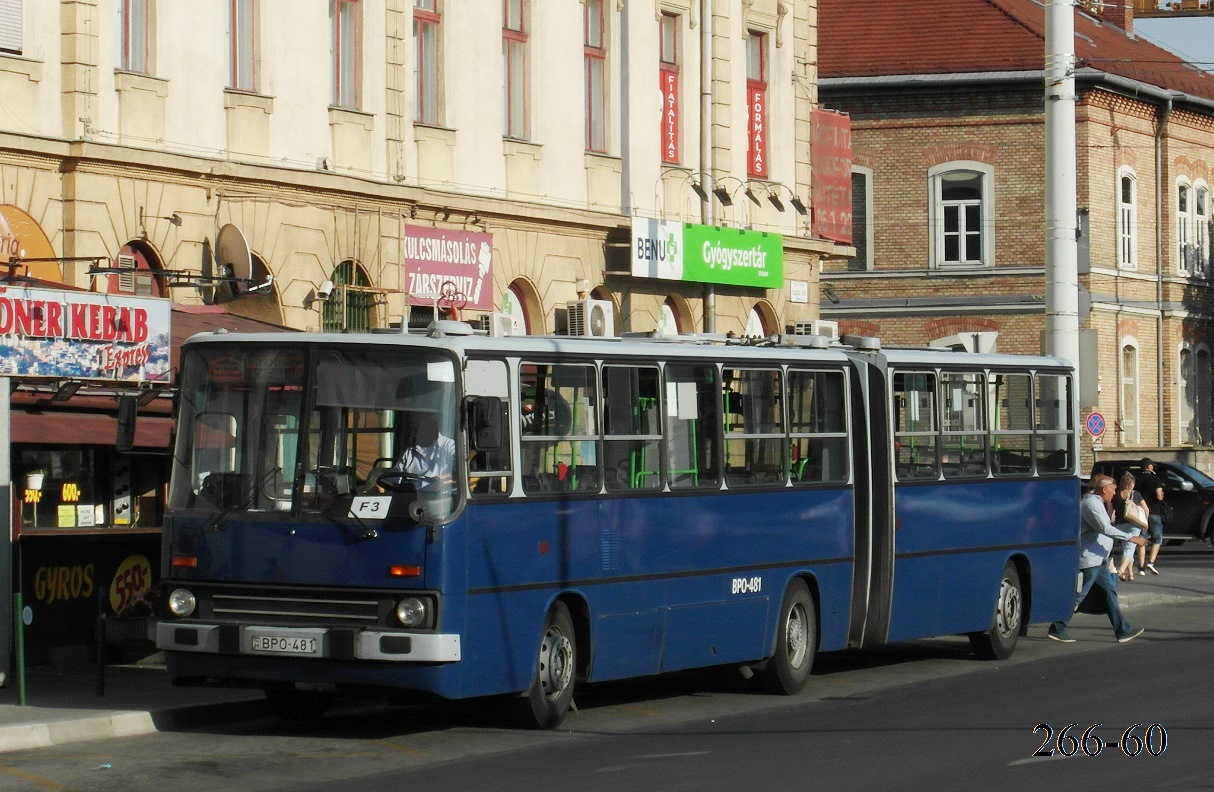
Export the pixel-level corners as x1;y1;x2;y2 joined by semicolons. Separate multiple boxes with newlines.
389;565;422;578
171;555;198;568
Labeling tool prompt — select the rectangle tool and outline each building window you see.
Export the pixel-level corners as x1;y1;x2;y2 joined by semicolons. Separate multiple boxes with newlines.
745;31;767;179
1200;347;1213;444
229;0;256;91
119;0;149;73
584;0;606;153
659;12;680;165
849;167;873;271
1197;184;1210;278
322;261;373;332
1120;339;1138;445
332;0;361;109
1117;169;1137;270
414;0;441;125
1178;344;1211;445
0;0;22;55
930;163;993;267
503;0;528;140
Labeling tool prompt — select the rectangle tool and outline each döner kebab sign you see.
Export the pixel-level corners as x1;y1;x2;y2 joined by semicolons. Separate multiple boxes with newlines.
0;286;171;382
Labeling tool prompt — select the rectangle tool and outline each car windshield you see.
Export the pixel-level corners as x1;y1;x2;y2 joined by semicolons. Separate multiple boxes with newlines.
1173;463;1214;489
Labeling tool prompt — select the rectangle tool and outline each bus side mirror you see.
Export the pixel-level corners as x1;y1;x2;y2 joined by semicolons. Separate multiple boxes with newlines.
468;396;504;451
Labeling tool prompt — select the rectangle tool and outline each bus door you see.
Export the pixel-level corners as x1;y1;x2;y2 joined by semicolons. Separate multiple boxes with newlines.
843;352;895;649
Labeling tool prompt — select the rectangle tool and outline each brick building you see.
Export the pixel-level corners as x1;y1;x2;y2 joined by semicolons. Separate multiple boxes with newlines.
819;0;1214;468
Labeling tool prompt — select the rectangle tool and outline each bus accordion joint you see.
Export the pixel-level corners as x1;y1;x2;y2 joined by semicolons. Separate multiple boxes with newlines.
388;565;422;578
171;555;198;568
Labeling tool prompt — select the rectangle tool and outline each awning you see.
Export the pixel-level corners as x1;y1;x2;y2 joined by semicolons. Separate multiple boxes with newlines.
10;410;172;448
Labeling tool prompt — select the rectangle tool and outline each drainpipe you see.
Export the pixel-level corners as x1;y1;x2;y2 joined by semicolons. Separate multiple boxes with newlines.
700;0;715;332
1156;96;1173;446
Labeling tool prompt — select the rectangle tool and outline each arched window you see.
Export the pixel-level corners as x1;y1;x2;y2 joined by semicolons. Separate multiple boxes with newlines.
1178;181;1194;275
322;260;372;332
1179;345;1196;444
1117;168;1137;270
1196;184;1210;278
1120;339;1139;445
929;162;994;268
658;298;679;335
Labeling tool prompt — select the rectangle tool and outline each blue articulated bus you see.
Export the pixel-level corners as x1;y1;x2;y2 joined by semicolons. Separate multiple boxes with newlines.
155;322;1079;728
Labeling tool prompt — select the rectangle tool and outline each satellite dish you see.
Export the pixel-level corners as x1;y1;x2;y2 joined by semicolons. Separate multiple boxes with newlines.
215;223;252;302
199;238;217;304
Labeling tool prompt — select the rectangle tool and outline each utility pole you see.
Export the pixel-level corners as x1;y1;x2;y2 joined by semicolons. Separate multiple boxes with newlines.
1044;1;1081;383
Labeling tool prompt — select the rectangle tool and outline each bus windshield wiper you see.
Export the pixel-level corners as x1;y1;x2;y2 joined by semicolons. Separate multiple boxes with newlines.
204;466;281;533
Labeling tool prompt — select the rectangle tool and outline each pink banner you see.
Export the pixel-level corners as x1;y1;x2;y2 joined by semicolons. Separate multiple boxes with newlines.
811;109;853;244
747;85;767;179
403;225;494;311
661;68;680;164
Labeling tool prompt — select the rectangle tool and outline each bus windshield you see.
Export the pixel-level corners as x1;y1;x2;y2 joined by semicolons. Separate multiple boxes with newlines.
168;344;460;519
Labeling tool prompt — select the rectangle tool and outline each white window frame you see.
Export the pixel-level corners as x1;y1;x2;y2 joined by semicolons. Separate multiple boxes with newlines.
332;0;361;109
1179;342;1197;445
584;0;606;153
1120;337;1139;445
229;0;257;91
1177;178;1194;275
502;0;529;140
0;0;22;55
929;161;994;268
1196;181;1210;279
414;0;441;125
1116;166;1137;270
119;0;149;74
849;166;874;271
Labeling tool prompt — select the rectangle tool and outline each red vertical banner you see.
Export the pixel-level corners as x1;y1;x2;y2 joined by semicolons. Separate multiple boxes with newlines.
660;68;680;164
811;109;853;244
747;84;767;178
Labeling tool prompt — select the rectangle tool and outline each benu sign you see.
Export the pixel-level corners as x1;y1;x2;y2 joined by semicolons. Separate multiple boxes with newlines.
631;217;783;288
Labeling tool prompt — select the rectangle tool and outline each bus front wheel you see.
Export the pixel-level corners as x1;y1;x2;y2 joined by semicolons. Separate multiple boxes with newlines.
757;579;816;695
510;602;576;729
969;562;1022;661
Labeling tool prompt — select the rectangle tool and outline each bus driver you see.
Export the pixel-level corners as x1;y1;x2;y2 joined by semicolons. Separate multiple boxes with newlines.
392;413;456;482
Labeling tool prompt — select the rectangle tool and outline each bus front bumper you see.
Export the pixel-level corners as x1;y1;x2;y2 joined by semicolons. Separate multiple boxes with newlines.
155;621;461;663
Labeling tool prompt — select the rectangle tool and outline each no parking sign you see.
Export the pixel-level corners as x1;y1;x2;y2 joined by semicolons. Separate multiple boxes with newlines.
1085;412;1106;439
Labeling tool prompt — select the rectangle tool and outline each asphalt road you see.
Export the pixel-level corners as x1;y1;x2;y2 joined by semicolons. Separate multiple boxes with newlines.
2;542;1211;792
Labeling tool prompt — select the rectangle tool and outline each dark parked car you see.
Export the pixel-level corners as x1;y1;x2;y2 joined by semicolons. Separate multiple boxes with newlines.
1090;459;1214;545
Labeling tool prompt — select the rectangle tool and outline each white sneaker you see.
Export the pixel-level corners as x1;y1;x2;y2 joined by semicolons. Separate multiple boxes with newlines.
1146;563;1159;575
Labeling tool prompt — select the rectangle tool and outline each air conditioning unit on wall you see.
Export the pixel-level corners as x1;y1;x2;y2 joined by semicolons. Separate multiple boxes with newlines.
566;298;615;338
489;311;515;337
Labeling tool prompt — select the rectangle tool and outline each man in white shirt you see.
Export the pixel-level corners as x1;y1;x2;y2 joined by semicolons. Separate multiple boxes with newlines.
392;413;455;481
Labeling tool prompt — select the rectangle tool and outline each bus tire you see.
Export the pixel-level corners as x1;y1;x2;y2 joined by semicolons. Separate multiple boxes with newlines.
969;562;1022;661
510;601;576;730
757;579;815;695
264;688;334;721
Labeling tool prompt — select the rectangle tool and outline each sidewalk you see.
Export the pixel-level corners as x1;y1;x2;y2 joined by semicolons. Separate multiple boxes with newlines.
0;569;1207;754
0;652;264;753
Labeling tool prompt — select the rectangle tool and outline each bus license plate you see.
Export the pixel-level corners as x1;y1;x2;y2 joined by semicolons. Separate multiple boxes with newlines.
250;633;319;656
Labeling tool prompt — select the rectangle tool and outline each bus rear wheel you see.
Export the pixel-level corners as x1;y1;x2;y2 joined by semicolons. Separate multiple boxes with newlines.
757;579;816;695
969;562;1022;661
510;602;576;729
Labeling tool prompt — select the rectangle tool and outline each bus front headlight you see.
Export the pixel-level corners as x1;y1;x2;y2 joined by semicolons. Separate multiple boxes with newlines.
168;588;196;617
395;597;427;627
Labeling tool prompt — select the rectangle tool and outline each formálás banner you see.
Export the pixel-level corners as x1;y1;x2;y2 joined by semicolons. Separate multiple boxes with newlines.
631;218;783;288
0;286;171;382
403;225;494;311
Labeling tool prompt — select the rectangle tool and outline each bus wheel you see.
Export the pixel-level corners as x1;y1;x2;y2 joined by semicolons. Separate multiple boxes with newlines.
264;688;334;721
510;602;576;729
969;562;1022;661
757;580;816;695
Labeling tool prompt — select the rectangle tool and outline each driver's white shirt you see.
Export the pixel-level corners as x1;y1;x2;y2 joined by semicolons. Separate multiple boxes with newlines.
392;435;456;477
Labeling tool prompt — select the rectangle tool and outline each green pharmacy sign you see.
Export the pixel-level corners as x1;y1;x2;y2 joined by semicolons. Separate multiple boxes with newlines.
631;218;783;288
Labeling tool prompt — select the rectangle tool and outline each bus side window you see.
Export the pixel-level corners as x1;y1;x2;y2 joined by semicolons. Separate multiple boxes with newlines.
723;367;786;487
788;369;849;484
467;397;514;496
518;362;598;495
893;372;939;481
603;365;662;492
665;364;721;490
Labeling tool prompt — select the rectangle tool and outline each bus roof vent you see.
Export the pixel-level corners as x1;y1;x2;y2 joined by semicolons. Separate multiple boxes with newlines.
841;334;881;351
426;320;477;337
